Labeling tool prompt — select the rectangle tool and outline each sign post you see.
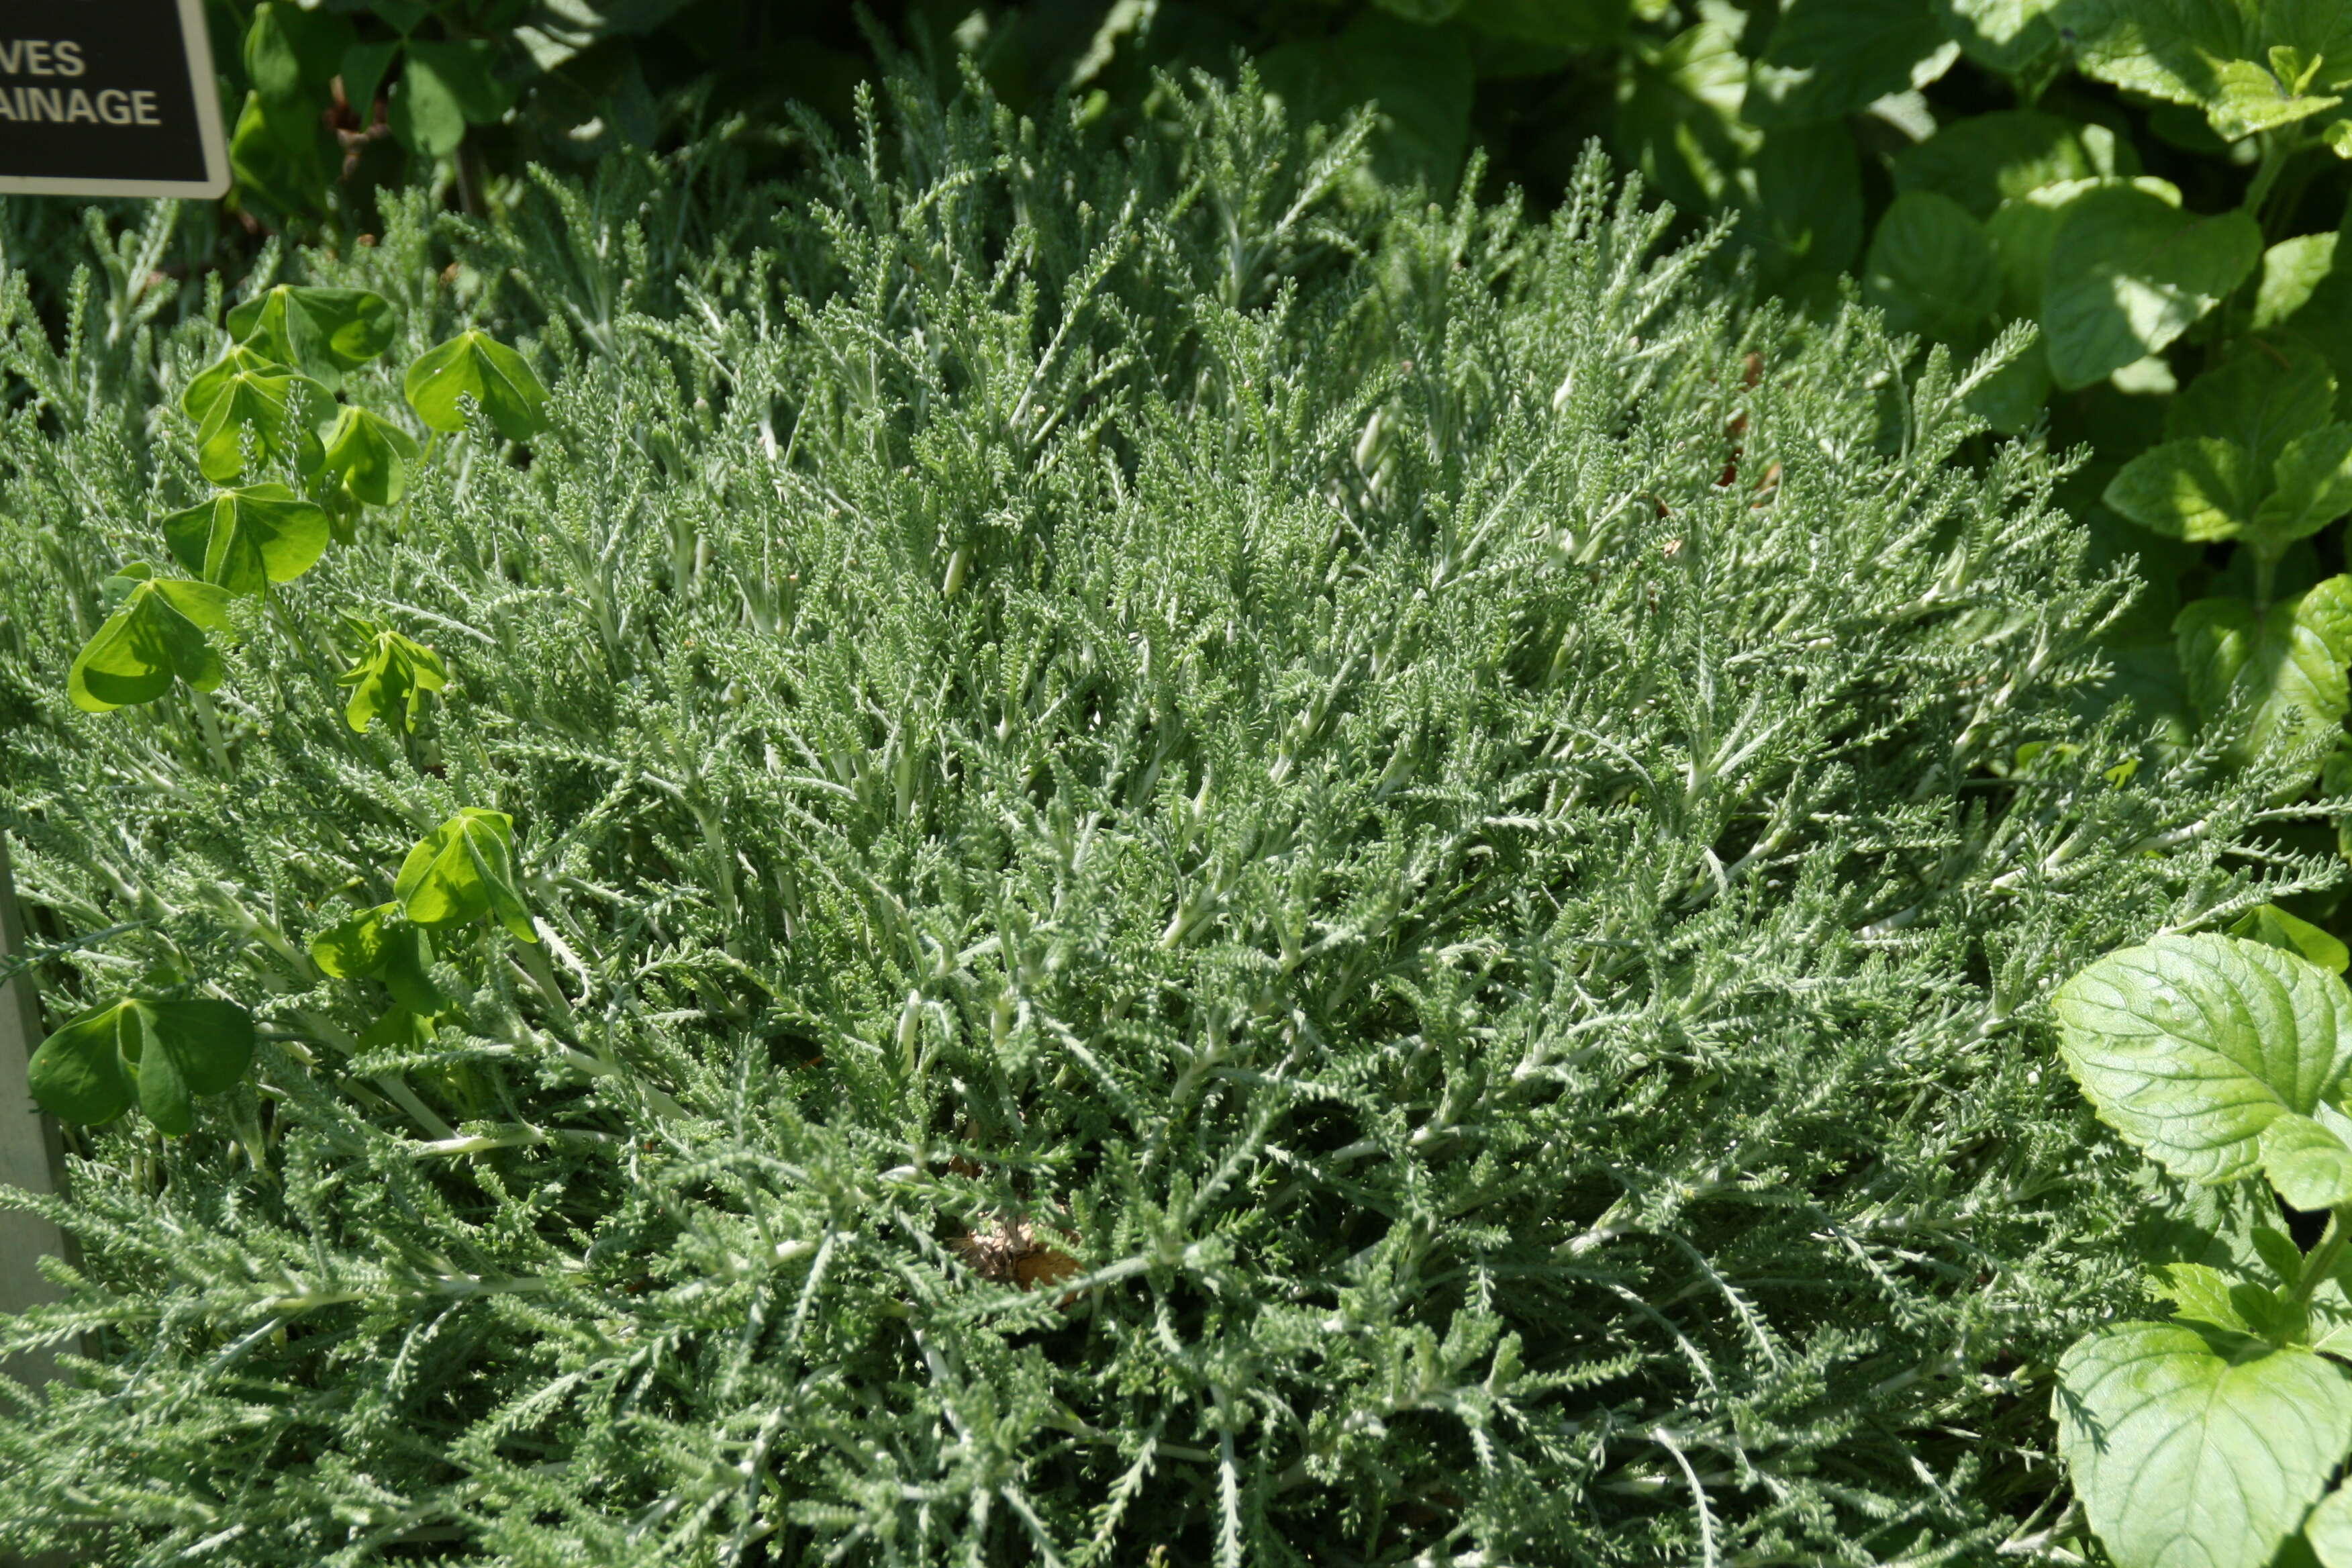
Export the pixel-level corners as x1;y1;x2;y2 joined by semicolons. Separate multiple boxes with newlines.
0;0;228;199
0;836;70;1387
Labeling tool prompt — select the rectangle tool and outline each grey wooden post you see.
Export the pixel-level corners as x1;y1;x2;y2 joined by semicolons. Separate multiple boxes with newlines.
0;835;75;1568
0;834;70;1385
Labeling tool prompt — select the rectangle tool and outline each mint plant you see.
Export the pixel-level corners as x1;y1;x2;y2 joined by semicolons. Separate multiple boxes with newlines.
2052;933;2352;1568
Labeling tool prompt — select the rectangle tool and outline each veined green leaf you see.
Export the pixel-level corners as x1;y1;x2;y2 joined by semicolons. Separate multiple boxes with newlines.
2256;233;2339;328
26;997;256;1136
2055;1322;2352;1568
2175;577;2352;770
2256;425;2352;548
2167;337;2336;472
67;570;236;712
2051;933;2352;1183
1890;111;2133;218
228;285;396;390
395;808;536;941
1745;0;1955;126
2041;186;2263;389
2103;438;2259;541
404;330;550;440
2070;0;2254;109
160;484;331;596
2259;1112;2352;1208
1861;191;1999;342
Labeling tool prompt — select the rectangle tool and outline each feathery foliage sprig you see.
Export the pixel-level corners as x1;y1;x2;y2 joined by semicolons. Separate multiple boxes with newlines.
0;69;2324;1567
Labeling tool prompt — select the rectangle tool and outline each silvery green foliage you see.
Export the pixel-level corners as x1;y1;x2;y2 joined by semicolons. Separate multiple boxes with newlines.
0;72;2325;1567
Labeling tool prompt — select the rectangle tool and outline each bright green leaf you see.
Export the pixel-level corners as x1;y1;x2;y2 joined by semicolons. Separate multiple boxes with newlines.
2042;186;2263;389
26;997;256;1135
2259;1112;2352;1208
2229;903;2352;973
228;90;330;222
2167;337;2337;471
2206;58;2342;139
1745;0;1956;126
311;901;398;977
2310;1481;2352;1568
321;405;422;507
2155;1261;2264;1334
2256;234;2340;328
67;572;236;713
187;362;332;483
2257;425;2352;548
2176;577;2352;769
181;344;289;423
403;330;550;441
1862;191;2000;342
395;808;536;941
2102;438;2259;541
2051;932;2352;1183
244;2;354;102
2056;1321;2352;1568
2071;0;2255;109
337;623;447;734
228;285;396;391
160;485;331;597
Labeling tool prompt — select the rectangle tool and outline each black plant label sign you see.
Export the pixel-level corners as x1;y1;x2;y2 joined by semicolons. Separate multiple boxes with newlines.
0;0;227;197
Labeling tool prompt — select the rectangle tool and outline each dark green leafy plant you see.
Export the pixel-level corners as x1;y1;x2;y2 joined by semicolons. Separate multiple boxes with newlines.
0;72;2324;1566
2050;933;2352;1568
24;997;256;1136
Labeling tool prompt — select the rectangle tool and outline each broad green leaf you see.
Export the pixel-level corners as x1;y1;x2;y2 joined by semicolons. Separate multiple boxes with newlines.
337;624;447;734
341;40;399;115
395;808;536;941
2167;337;2337;471
1890;111;2133;219
2205;58;2342;139
2055;1321;2352;1568
1615;17;1755;221
26;997;256;1135
2155;1262;2261;1334
2042;187;2263;389
2256;234;2340;328
1735;122;1864;283
2071;0;2255;109
389;48;469;156
2051;933;2352;1182
1862;191;1999;342
405;40;510;125
188;362;331;483
1262;11;1475;190
2257;425;2352;548
2102;438;2259;541
404;330;550;441
244;1;354;101
322;405;422;507
67;573;236;712
2229;903;2352;973
160;485;331;597
1371;0;1467;20
228;285;396;390
2176;577;2352;769
227;90;330;222
2310;1481;2352;1568
2259;1112;2352;1207
2267;0;2352;91
1986;177;2182;322
383;923;456;1015
1745;0;1956;126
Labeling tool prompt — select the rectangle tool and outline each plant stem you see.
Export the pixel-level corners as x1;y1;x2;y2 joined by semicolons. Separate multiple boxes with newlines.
2290;1207;2350;1307
2245;136;2291;224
